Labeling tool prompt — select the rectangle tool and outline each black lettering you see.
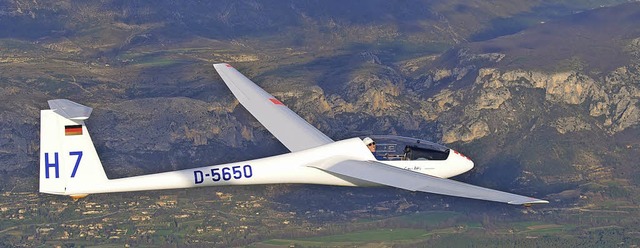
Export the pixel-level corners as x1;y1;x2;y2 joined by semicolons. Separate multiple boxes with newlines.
194;170;204;184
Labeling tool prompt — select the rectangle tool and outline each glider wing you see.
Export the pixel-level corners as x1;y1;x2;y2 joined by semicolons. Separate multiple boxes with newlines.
214;63;333;152
310;159;549;205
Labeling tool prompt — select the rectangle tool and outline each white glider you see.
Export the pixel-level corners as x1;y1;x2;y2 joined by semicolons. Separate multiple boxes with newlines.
39;63;548;205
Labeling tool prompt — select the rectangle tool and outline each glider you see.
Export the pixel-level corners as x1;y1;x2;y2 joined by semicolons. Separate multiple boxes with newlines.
39;63;548;205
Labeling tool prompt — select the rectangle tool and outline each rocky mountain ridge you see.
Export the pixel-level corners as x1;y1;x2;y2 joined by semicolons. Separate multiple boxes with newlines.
429;63;640;144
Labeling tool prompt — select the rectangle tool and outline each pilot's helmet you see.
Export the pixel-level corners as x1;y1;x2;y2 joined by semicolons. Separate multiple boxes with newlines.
362;137;375;146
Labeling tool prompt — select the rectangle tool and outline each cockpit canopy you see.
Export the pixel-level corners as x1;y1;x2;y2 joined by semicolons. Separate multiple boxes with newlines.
365;135;450;161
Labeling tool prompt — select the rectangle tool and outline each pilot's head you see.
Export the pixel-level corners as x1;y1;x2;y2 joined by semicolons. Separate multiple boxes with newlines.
363;137;376;152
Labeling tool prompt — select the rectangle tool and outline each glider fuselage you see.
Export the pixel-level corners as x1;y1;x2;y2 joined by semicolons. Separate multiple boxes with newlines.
63;137;473;195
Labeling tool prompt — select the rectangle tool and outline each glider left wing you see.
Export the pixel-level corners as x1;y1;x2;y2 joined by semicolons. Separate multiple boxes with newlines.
310;160;549;205
214;63;333;152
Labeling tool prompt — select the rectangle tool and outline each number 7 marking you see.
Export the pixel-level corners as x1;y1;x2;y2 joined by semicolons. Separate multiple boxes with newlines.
69;151;83;178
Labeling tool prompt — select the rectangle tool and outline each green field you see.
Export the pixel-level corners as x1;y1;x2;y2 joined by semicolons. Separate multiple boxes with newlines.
395;211;462;225
262;228;432;247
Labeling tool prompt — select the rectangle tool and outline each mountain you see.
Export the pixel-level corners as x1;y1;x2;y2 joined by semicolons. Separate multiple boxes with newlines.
1;0;639;246
412;3;640;190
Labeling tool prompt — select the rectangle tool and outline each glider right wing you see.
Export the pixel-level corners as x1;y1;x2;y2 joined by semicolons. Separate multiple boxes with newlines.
214;63;333;152
310;159;549;205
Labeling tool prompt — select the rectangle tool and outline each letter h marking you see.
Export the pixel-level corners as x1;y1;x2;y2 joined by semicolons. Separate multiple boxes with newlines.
45;152;60;179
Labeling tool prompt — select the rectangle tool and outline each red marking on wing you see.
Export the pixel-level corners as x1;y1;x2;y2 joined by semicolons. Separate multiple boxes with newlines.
225;64;233;68
269;98;284;105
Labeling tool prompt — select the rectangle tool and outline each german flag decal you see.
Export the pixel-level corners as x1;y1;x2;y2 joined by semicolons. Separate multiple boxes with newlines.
65;125;83;136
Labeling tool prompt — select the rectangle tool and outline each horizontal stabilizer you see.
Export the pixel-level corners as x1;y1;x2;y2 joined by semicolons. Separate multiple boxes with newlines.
310;160;549;205
48;99;93;120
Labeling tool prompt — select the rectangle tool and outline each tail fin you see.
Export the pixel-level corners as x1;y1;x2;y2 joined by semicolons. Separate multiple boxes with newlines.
40;100;109;199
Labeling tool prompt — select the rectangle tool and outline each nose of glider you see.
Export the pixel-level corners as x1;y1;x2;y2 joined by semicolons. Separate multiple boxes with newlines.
464;157;474;172
452;149;474;174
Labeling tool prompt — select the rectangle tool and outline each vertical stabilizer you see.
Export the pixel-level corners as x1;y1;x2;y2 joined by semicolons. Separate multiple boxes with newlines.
40;100;108;198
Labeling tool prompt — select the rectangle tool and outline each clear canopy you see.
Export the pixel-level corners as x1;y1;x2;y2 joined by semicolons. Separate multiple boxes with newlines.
364;135;450;161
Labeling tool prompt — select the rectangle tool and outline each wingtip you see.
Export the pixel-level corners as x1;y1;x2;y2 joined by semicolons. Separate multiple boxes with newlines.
213;63;233;69
509;199;550;205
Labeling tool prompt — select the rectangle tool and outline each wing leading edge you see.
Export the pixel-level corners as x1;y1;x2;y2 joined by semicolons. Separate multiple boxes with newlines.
310;160;549;205
214;63;333;152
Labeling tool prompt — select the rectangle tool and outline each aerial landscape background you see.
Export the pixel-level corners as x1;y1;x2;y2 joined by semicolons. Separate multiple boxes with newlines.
1;0;639;246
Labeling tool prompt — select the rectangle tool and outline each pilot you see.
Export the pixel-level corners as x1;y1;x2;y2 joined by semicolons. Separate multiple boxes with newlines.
363;137;376;153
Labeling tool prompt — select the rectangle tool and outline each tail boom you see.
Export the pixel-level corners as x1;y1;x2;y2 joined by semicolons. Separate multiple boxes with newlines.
39;101;379;197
